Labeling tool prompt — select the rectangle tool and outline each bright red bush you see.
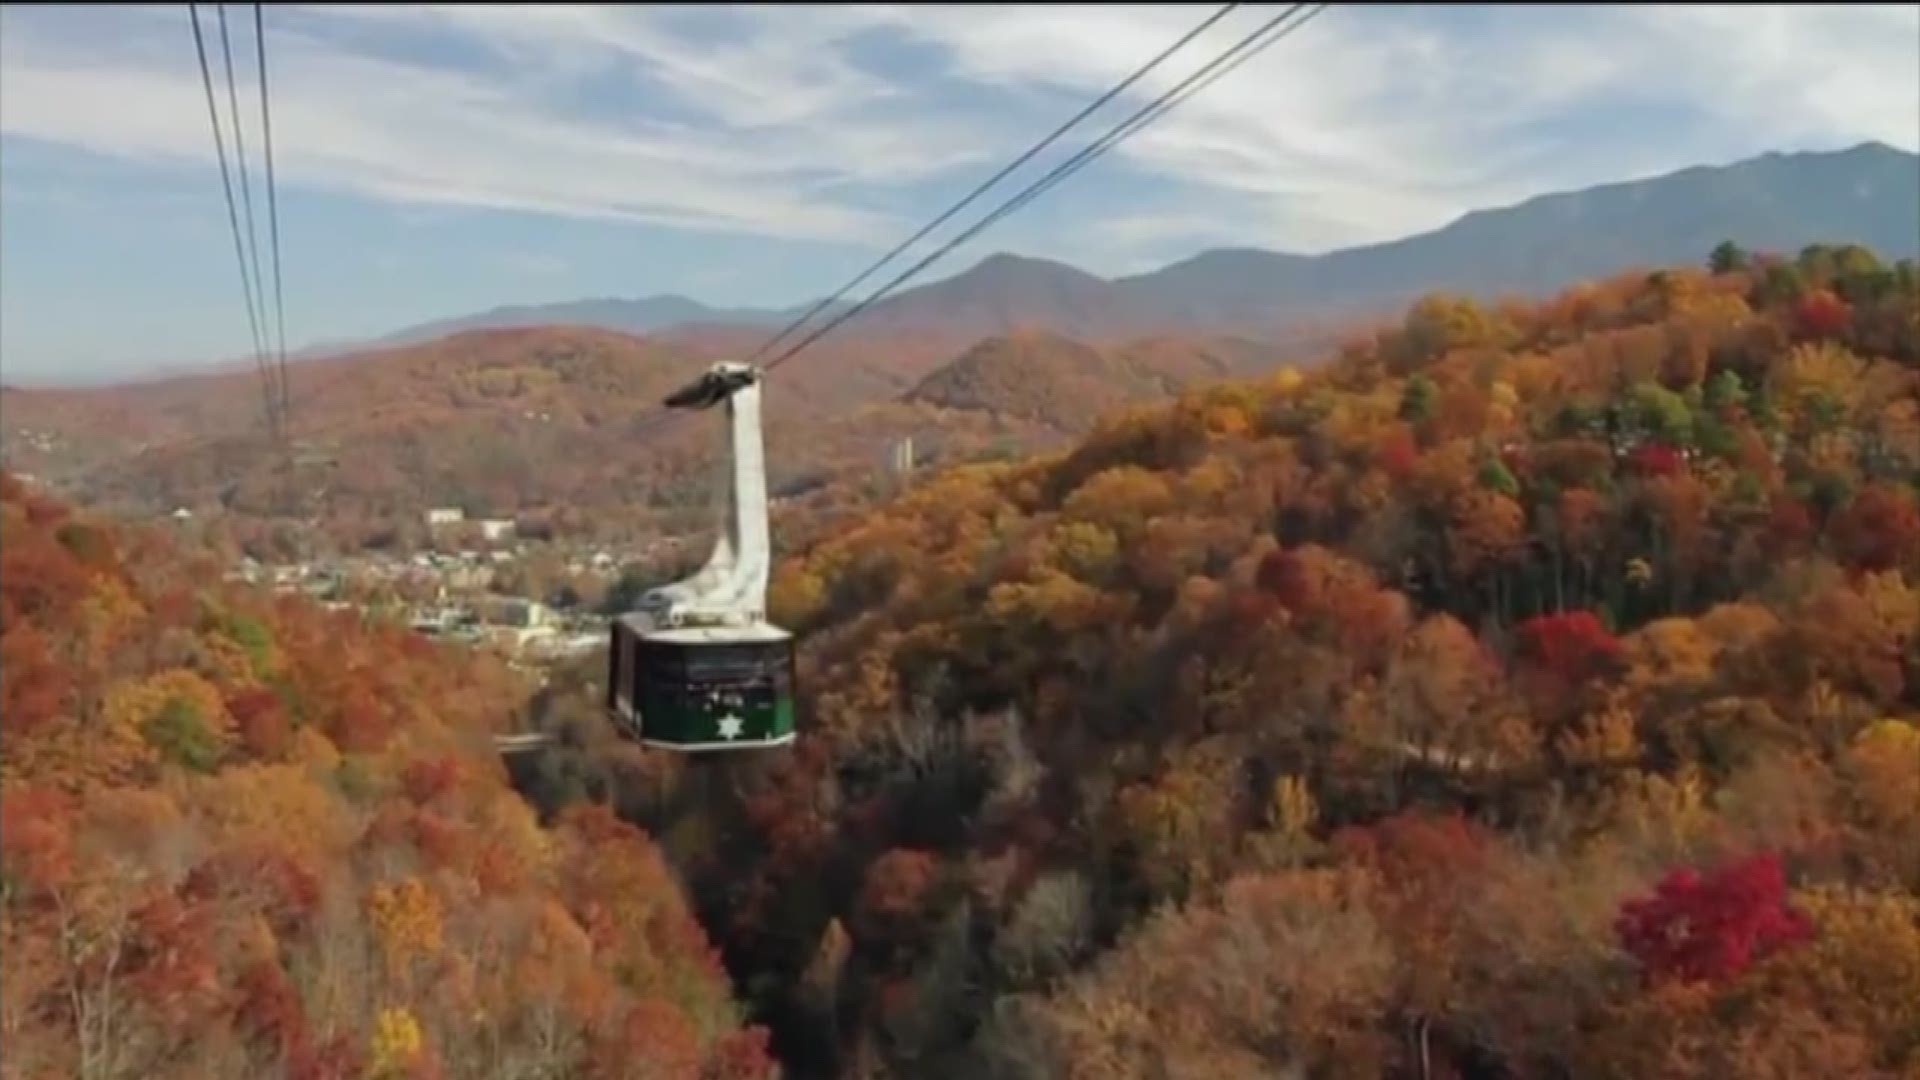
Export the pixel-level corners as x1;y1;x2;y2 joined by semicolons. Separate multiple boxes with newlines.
1515;610;1622;684
1615;851;1813;986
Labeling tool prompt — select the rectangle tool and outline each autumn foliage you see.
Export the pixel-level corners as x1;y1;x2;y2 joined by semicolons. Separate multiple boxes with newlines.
1615;851;1813;987
0;479;773;1079
1515;609;1622;685
10;240;1920;1079
545;241;1919;1078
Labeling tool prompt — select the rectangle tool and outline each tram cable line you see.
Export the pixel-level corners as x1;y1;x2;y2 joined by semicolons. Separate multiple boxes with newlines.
189;2;279;442
254;3;292;428
742;2;1243;367
763;1;1324;376
216;4;277;429
631;3;1327;445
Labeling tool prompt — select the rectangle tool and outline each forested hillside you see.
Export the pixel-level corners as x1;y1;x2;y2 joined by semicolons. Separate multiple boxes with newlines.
0;322;1302;555
525;241;1920;1078
0;475;775;1079
8;238;1917;1079
904;330;1249;434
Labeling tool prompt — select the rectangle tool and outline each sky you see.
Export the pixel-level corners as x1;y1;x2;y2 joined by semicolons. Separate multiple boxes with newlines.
1;3;1916;385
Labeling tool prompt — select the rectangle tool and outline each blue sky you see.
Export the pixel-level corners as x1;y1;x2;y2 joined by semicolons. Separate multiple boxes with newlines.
2;3;1916;385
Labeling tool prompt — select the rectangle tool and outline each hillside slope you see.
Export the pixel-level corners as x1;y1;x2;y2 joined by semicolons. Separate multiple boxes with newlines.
0;475;774;1078
1;324;1305;553
902;330;1266;433
523;242;1920;1077
3;327;795;544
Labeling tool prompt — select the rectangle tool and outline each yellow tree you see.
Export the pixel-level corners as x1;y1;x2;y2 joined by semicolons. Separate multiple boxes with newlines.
1840;720;1920;885
367;878;446;987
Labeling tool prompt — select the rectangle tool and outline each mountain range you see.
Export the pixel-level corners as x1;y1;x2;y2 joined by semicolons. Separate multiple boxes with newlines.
363;295;858;351
3;141;1916;535
342;141;1918;351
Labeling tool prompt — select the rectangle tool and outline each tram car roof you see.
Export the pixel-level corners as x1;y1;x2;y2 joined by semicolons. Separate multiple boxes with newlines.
613;615;792;644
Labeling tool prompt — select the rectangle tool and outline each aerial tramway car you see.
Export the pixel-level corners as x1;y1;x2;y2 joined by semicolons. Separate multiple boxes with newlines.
605;362;798;751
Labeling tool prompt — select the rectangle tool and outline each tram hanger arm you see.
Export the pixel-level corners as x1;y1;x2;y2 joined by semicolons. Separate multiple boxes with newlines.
663;364;760;411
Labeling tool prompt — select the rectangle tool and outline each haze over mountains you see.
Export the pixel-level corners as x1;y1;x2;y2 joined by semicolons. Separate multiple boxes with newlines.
338;141;1918;355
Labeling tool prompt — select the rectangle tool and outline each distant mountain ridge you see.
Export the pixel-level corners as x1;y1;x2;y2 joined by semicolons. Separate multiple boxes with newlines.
366;295;857;351
341;141;1917;353
1109;140;1920;325
8;142;1906;388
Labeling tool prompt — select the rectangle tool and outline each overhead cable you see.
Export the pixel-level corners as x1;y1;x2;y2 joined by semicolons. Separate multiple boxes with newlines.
764;3;1325;375
254;3;291;425
742;2;1243;366
189;2;278;439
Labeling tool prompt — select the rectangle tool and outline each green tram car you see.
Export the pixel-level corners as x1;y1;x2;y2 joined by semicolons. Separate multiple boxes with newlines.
606;617;797;751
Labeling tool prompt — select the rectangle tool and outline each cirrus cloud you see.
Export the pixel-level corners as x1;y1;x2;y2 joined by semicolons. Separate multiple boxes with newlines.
3;4;1914;254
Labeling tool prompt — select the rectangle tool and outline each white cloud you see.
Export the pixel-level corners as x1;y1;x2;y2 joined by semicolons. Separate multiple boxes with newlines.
0;4;997;243
878;4;1918;257
1;2;1914;263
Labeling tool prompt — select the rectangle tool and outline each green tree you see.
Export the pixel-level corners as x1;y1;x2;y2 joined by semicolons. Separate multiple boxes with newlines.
1401;376;1440;424
1755;262;1806;307
1632;381;1696;446
1478;458;1520;497
1703;369;1747;416
141;698;223;774
1708;240;1750;275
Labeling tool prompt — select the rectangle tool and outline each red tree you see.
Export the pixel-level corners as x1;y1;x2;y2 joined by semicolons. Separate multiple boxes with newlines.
1766;493;1816;553
860;849;939;918
0;784;75;897
1615;851;1813;987
857;848;941;943
1792;288;1852;339
0;623;72;739
1255;549;1313;610
234;960;311;1063
401;754;464;805
1829;483;1920;572
1375;429;1420;479
0;533;89;625
227;687;292;760
124;891;224;1025
182;845;322;938
1514;610;1622;685
289;1032;365;1080
1628;443;1685;478
705;1026;779;1080
1334;811;1496;897
589;999;703;1080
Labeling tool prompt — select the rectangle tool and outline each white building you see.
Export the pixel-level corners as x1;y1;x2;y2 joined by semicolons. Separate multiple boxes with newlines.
425;507;465;527
478;518;516;542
